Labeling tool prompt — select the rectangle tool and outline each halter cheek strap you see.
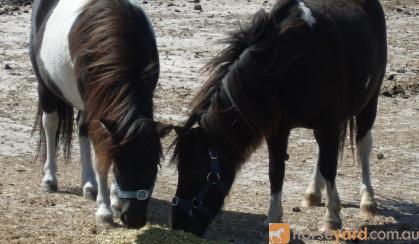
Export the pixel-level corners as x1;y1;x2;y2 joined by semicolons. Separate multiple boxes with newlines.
115;181;155;201
172;149;227;219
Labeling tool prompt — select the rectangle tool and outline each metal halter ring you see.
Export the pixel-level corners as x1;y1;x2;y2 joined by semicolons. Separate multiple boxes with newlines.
192;197;205;209
206;172;221;183
209;149;218;160
171;196;179;206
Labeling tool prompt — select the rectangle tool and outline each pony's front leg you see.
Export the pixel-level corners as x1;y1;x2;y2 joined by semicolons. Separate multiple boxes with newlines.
77;112;97;200
110;180;123;218
357;130;377;218
94;157;114;226
264;131;289;226
41;111;59;192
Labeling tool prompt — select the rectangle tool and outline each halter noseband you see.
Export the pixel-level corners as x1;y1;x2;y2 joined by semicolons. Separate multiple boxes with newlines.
171;149;227;219
115;181;155;201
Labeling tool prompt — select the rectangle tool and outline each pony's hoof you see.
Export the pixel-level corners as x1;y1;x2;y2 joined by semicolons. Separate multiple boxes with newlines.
83;183;97;201
96;210;114;227
42;180;58;193
111;204;122;218
320;221;341;232
360;201;377;219
302;193;322;207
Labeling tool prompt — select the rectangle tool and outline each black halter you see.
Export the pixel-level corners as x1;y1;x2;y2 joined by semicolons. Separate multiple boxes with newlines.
171;149;227;219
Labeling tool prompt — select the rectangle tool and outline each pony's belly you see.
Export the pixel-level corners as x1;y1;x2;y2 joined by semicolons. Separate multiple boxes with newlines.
39;0;88;110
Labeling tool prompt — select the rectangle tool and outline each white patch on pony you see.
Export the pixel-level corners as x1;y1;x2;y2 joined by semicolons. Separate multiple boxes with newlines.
41;111;59;191
365;75;371;89
297;0;316;28
264;192;283;226
127;0;155;36
40;0;88;110
357;130;377;217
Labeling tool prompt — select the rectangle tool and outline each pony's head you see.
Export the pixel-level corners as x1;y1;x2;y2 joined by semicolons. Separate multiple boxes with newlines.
170;125;236;236
91;118;172;228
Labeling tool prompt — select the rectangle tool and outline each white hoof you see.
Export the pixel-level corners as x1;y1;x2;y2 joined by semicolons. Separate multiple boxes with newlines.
96;208;114;227
42;177;58;193
83;182;97;201
360;197;377;219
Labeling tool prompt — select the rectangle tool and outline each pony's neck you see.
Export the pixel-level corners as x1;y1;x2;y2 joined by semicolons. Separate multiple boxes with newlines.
200;87;265;170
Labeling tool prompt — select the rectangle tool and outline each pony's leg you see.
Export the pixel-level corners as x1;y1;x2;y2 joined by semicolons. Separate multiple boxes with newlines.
357;130;376;218
41;111;59;192
356;93;379;219
94;157;114;226
302;151;325;207
264;130;290;226
315;128;342;231
110;180;123;218
77;112;97;200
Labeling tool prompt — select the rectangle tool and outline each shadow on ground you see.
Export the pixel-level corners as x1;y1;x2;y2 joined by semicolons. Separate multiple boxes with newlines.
148;198;267;243
344;195;419;243
146;196;419;243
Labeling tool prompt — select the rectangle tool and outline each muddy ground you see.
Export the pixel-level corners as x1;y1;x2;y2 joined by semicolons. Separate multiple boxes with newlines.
0;0;418;243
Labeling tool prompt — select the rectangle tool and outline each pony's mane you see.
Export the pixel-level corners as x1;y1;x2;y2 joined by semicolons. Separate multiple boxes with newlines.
174;0;307;167
184;9;272;129
185;0;297;129
70;0;159;140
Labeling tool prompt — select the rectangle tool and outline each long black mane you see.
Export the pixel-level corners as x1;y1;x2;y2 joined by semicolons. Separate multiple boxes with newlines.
174;0;304;166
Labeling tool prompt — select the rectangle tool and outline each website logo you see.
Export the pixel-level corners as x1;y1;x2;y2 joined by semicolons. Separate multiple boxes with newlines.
269;223;291;244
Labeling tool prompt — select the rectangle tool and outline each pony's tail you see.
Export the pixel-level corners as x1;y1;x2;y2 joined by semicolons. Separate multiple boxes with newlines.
339;117;355;163
33;100;74;164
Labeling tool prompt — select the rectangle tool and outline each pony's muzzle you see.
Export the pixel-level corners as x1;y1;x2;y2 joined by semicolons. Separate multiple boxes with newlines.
120;200;147;228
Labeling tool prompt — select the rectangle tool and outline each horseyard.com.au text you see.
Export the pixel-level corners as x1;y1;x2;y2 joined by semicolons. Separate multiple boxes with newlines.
269;223;419;243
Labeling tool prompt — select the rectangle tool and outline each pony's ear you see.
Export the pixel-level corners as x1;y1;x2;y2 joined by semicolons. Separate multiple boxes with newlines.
155;122;173;138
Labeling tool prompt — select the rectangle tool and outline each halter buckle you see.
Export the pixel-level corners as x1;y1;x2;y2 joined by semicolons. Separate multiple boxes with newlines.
135;190;149;200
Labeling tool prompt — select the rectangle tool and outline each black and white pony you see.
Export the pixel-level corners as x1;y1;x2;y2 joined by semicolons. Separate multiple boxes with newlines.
30;0;170;228
170;0;387;236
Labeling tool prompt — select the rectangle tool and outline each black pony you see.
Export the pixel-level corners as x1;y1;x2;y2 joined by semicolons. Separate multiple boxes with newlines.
30;0;170;228
171;0;387;236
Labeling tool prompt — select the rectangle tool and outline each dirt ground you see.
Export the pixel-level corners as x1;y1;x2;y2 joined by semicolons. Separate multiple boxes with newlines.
0;0;418;243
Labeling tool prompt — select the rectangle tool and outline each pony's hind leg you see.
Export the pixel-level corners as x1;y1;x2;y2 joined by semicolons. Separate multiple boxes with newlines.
302;154;325;207
356;94;379;219
41;111;59;192
77;112;98;200
264;130;290;226
357;131;376;219
314;127;342;231
38;82;60;192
